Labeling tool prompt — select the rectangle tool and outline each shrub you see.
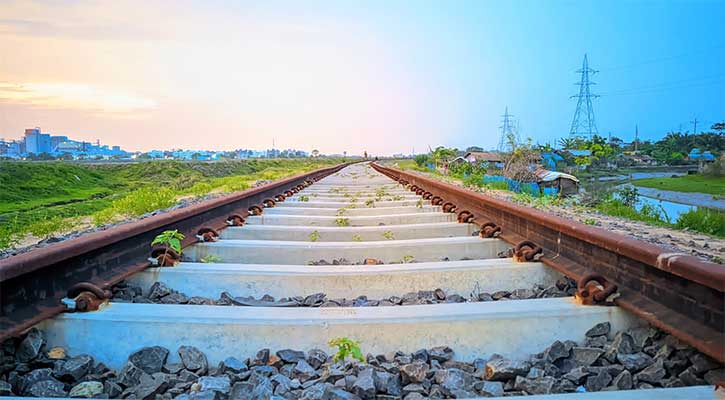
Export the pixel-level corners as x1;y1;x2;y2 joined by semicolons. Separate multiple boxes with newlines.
329;337;364;363
414;154;430;167
676;208;725;237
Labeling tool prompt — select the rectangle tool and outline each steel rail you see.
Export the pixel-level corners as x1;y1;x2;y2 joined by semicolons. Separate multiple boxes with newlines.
372;162;725;362
0;162;349;340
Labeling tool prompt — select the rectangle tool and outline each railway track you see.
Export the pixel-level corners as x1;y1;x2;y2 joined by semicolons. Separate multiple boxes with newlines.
0;162;722;399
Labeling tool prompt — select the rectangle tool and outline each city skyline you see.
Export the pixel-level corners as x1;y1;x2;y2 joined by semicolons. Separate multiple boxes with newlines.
0;1;723;155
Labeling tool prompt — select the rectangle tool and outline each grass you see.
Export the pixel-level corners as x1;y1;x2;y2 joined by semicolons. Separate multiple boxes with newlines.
632;174;725;196
0;158;341;250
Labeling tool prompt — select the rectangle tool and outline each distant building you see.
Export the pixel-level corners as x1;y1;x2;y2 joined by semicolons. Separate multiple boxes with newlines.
24;128;52;154
463;151;504;164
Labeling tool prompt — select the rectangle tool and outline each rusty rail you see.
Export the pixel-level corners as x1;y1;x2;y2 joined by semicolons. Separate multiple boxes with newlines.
372;162;725;362
0;163;349;340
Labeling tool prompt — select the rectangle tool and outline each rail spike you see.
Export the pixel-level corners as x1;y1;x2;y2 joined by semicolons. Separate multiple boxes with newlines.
415;188;425;196
196;227;220;242
422;191;433;200
431;196;444;205
284;190;294;197
479;222;502;238
262;198;276;208
226;214;245;226
442;202;457;213
248;205;263;216
150;247;181;267
513;240;543;262
576;272;619;305
457;210;474;223
64;282;111;312
274;194;286;202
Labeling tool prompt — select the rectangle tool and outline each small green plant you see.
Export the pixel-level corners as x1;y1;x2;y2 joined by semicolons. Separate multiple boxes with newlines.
151;229;185;254
299;195;310;202
392;195;404;201
365;199;375;208
402;255;415;263
309;230;321;242
712;256;723;264
352;234;362;242
583;218;597;225
328;337;365;363
336;208;347;216
200;254;222;263
415;199;423;208
382;230;395;240
375;188;388;198
335;217;350;227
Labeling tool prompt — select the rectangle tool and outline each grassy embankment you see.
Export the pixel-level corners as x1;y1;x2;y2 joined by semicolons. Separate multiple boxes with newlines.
0;159;342;249
632;174;725;196
390;159;724;239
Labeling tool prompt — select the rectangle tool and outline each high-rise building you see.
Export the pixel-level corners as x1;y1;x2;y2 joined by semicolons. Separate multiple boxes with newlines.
24;128;52;154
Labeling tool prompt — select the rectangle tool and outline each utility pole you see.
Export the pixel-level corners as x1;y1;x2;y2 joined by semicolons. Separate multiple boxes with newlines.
634;125;639;153
497;106;517;152
569;54;600;140
690;117;698;135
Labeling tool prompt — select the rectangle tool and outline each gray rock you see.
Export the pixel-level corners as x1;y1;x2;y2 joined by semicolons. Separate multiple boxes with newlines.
436;369;470;396
69;381;104;398
322;386;362;400
474;380;504;397
400;362;429;384
163;362;184;374
429;346;454;362
562;367;589;384
129;346;169;374
586;322;611;337
0;380;13;396
526;367;546;379
103;381;122;398
277;349;306;363
118;361;148;387
616;352;653;372
58;354;93;381
307;349;329;369
27;379;67;397
229;382;254;400
484;356;531;381
678;366;707;386
375;370;401;396
411;349;429;363
584;335;608;349
611;370;632;390
513;376;556;395
199;376;231;394
220;357;248;374
148;282;172;300
20;368;53;393
603;331;635;362
449;388;478;398
571;347;604;366
249;375;274;398
704;369;725;385
585;370;612;392
294;360;319;382
179;369;200;383
511;288;536;299
300;383;335;400
662;377;685;388
352;369;376;399
160;292;189;304
254;348;271;365
134;373;167;400
627;327;654;351
304;293;327;306
689;353;719;375
403;393;425;400
635;359;666;384
179;346;208;374
544;341;571;362
16;328;44;363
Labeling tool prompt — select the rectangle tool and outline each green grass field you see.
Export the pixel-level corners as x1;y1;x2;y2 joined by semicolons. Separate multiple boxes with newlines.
632;174;725;196
0;158;342;249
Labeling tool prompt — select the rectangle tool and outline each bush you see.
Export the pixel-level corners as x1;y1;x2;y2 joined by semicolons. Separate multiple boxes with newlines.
676;208;725;237
414;154;430;167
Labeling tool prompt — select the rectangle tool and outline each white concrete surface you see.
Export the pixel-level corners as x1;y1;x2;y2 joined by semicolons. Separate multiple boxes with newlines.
39;298;640;368
220;222;475;241
276;199;428;208
289;194;422;202
244;212;456;226
264;205;440;216
184;236;510;264
128;259;562;299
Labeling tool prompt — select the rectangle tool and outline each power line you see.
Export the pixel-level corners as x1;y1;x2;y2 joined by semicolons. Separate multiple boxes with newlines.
600;73;725;97
569;54;599;139
598;44;725;72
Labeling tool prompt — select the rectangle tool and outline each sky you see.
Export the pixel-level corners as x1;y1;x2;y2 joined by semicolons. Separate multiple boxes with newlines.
0;0;723;155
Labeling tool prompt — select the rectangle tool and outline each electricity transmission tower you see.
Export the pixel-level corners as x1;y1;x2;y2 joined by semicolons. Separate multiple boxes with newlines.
569;54;600;139
497;106;518;152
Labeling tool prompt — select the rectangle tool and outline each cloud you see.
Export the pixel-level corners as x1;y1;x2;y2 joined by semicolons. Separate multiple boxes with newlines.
0;82;157;113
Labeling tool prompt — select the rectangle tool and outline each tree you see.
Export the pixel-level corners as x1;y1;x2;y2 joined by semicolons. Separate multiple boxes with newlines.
310;149;320;158
465;146;484;152
712;122;725;132
430;146;457;169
